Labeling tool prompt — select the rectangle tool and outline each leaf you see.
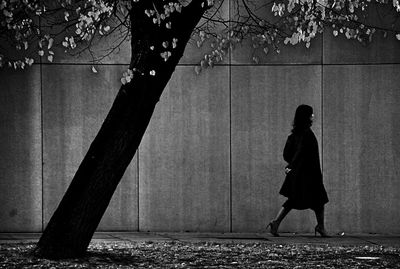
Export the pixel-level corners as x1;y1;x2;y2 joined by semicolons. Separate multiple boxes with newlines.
91;66;98;73
396;34;400;40
47;55;53;62
25;58;34;66
194;66;202;75
252;56;259;64
48;38;54;49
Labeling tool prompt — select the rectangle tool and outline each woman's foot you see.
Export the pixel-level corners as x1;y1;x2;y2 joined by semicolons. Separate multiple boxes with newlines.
267;220;280;237
314;225;331;238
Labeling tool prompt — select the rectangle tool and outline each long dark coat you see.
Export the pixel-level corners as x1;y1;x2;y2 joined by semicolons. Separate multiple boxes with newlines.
279;128;329;210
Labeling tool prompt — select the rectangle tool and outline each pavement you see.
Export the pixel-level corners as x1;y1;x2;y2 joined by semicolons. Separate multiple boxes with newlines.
0;232;399;247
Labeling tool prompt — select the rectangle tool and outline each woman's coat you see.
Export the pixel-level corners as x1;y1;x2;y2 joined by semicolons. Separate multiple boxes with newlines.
280;128;329;209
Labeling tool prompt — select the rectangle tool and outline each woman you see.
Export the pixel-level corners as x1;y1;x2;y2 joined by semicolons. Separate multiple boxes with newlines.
267;104;329;237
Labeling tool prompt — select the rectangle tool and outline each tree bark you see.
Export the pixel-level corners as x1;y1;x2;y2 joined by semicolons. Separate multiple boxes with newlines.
34;0;207;259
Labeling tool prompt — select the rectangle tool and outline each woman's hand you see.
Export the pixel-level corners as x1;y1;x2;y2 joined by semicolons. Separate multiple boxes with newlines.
285;167;292;175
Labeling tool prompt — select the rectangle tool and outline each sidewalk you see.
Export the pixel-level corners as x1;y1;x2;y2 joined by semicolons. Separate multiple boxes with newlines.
1;232;399;247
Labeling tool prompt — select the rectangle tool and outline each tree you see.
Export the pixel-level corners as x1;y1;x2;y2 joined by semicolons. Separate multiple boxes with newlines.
1;0;399;259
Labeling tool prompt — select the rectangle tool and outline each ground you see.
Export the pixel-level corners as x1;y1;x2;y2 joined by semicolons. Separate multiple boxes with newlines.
1;241;399;268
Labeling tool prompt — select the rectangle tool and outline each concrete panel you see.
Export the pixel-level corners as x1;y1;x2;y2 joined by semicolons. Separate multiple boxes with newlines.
231;65;322;232
231;36;322;65
230;0;322;64
0;66;42;232
42;65;138;231
323;65;400;234
139;66;230;232
324;32;400;64
323;4;400;64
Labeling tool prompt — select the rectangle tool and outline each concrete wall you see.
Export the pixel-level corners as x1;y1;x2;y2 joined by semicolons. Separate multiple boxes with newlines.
0;67;42;232
139;66;230;232
1;4;400;233
41;65;138;231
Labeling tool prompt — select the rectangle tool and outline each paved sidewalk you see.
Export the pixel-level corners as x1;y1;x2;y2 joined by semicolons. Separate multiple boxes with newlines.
0;232;399;247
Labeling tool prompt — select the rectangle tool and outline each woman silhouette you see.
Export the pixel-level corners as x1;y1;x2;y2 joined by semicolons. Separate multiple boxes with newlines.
268;104;330;237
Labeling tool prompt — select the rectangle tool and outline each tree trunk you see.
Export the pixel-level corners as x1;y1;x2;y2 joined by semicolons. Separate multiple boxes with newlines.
34;0;207;259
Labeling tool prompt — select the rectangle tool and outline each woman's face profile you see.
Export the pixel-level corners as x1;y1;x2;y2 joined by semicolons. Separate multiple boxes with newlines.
310;114;315;124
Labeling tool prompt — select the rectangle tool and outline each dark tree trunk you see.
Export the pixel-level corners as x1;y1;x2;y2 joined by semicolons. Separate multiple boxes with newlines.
33;0;207;259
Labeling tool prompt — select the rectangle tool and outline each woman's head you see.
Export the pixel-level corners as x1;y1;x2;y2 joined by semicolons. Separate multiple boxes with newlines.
292;104;314;133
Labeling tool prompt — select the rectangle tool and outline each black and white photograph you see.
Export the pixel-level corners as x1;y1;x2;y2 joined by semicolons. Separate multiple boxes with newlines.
1;0;400;267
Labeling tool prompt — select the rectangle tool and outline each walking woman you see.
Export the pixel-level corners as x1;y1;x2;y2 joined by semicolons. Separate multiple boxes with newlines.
268;104;330;237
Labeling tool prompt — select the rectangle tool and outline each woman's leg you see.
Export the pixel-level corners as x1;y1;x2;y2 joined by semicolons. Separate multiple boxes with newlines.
313;206;330;237
268;206;291;236
314;206;325;228
274;206;291;225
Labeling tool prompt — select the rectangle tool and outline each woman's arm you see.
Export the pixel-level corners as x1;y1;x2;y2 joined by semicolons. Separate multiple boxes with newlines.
286;132;308;170
283;134;294;163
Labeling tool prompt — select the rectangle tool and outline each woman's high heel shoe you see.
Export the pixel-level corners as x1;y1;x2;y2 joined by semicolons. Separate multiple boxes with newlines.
314;225;331;238
267;220;280;237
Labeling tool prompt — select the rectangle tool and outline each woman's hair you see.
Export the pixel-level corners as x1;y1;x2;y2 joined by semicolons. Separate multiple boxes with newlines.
291;104;313;133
